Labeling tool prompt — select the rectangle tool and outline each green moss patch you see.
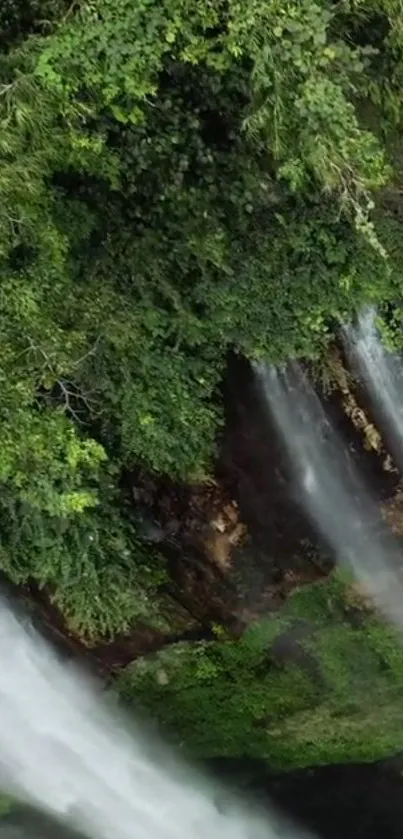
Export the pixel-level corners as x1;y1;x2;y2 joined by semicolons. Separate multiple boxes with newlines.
118;573;403;770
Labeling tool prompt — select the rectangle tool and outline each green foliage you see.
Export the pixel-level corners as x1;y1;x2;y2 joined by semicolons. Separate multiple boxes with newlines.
45;507;170;641
118;574;403;769
0;794;14;817
228;2;389;201
0;487;169;640
0;0;68;48
34;0;227;117
0;410;105;516
1;0;403;635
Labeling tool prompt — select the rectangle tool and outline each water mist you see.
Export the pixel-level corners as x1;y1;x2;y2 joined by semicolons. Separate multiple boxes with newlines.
256;361;403;627
0;599;312;839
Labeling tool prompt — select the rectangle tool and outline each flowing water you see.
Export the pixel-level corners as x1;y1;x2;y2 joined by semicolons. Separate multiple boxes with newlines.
5;324;403;839
255;361;403;626
0;598;311;839
343;307;403;472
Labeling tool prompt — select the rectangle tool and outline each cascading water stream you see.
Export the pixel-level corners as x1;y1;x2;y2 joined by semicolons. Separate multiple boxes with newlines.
343;307;403;472
255;361;403;626
0;599;312;839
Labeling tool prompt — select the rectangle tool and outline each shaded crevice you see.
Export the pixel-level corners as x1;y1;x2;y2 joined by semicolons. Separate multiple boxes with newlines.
204;753;403;839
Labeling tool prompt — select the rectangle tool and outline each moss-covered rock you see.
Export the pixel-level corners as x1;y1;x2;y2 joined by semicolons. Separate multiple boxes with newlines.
117;572;403;770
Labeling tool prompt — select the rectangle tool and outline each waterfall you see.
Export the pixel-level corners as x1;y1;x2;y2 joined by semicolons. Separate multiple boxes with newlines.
0;599;311;839
343;307;403;472
255;361;403;626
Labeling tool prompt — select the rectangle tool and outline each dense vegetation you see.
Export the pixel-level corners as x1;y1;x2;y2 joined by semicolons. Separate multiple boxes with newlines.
119;572;403;769
2;0;403;636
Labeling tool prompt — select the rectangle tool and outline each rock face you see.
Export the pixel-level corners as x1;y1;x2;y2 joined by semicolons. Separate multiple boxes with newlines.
382;490;403;538
7;343;403;794
24;347;403;661
119;354;335;652
104;350;403;775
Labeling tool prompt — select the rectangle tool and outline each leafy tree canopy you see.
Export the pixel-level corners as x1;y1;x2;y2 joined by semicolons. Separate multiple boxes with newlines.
1;0;403;636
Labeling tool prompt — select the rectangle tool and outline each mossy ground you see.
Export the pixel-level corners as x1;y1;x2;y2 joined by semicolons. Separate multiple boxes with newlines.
117;572;403;770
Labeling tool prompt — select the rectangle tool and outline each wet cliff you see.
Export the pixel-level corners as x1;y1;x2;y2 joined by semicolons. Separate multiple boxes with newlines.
25;353;336;671
17;344;403;778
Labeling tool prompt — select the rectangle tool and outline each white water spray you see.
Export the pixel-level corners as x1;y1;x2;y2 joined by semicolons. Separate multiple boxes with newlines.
343;307;403;471
0;599;311;839
256;361;403;626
